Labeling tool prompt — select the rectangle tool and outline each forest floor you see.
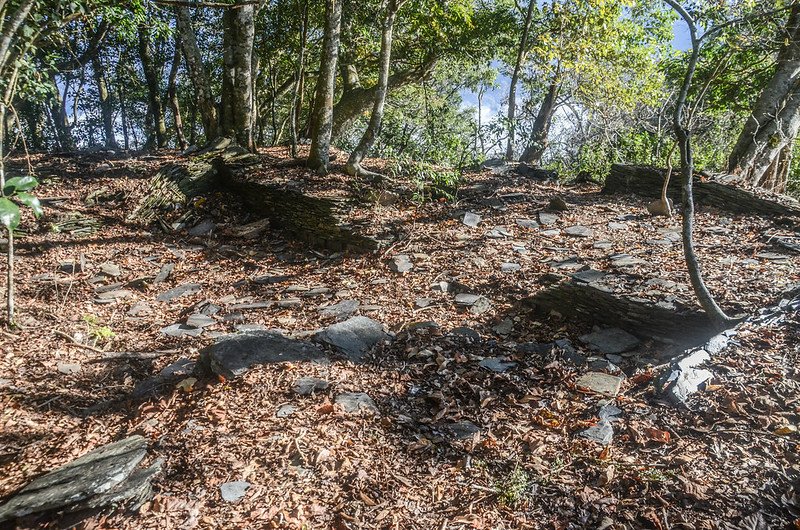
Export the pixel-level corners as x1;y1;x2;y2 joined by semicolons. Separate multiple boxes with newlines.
1;147;800;529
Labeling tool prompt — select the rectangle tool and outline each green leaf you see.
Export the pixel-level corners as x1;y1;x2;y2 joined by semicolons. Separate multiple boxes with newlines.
15;192;43;217
0;198;21;229
3;176;39;195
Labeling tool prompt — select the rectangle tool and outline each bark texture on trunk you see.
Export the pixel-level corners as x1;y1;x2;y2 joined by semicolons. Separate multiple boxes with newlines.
138;25;167;149
505;0;536;161
175;6;218;142
220;5;255;151
346;0;400;177
167;42;188;151
91;55;119;149
308;0;343;173
519;77;560;165
728;4;800;192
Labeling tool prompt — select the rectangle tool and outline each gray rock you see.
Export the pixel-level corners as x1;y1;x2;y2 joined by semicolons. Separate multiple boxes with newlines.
252;274;291;285
449;326;481;341
486;227;512;239
127;301;151;317
188;219;216;237
160;324;204;338
500;262;521;272
57;362;81;375
479;357;517;372
95;289;132;301
554;338;586;365
492;318;514;336
580;328;640;354
200;331;326;378
415;297;433;308
550;257;584;272
315;316;388;362
564;225;593;238
538;212;559;226
276;404;296;418
319;300;360;320
575;372;623;397
293;377;330;395
572;269;606;284
223;312;245;322
462;212;482;227
186;314;215;329
607;222;628;231
234;324;267;332
516;218;539;230
454;293;491;315
444;420;480;441
389;254;414;273
0;436;158;522
156;283;202;302
578;420;614;445
276;298;302;308
656;348;713;405
153;263;174;284
609;254;645;268
593;240;613;249
517;342;552;355
588;358;622;374
335;392;378;414
99;262;121;277
220;481;250;503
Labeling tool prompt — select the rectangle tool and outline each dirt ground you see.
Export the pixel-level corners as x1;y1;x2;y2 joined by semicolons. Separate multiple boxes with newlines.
1;148;799;529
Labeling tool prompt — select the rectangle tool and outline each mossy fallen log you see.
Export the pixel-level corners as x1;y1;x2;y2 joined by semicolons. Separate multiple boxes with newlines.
603;164;800;217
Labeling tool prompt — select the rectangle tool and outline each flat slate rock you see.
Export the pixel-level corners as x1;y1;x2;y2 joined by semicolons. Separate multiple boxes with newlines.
200;331;326;378
156;283;202;302
160;324;204;338
453;293;491;315
516;218;539;229
564;225;593;238
609;254;645;267
462;212;482;227
99;262;121;277
580;328;640;354
578;420;614;445
444;420;480;441
315;316;388;362
276;404;296;418
319;300;360;319
153;263;174;284
449;326;481;341
575;372;624;397
500;262;521;272
538;212;559;226
389;254;414;273
572;269;607;283
220;481;250;503
478;357;517;372
335;392;378;414
293;377;330;395
186;314;215;329
188;219;216;237
0;436;155;522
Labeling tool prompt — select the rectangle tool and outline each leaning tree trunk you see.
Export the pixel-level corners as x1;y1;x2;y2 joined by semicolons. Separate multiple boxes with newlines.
505;0;535;161
167;41;188;151
308;0;343;173
138;25;167;149
220;5;255;151
727;3;800;192
345;0;401;178
91;54;119;149
175;6;218;142
519;77;560;166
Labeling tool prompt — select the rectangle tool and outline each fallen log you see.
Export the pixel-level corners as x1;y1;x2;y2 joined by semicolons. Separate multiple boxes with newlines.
129;139;378;252
524;279;717;348
603;164;800;217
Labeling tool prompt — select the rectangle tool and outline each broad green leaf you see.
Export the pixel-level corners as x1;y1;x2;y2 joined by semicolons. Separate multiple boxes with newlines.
15;193;43;217
3;176;38;195
0;198;20;229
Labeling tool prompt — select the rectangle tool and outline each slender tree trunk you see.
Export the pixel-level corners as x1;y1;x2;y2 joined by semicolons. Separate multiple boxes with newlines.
175;6;218;142
0;0;35;81
91;54;119;149
668;0;735;329
308;0;343;173
220;4;255;151
138;25;167;149
728;3;800;192
290;0;309;157
50;74;75;151
519;77;560;165
167;40;188;150
505;0;536;161
117;80;130;151
346;0;401;177
0;100;12;324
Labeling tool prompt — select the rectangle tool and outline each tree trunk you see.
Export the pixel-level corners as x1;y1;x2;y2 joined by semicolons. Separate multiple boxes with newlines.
505;0;536;161
346;0;401;177
91;55;119;149
175;6;219;142
728;3;800;192
308;0;343;173
290;0;309;157
167;40;188;150
138;25;167;149
220;5;255;151
519;76;560;165
50;75;75;151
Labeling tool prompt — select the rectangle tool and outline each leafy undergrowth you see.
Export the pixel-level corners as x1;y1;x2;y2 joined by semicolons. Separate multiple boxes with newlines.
0;147;799;529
